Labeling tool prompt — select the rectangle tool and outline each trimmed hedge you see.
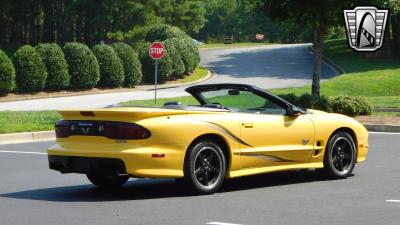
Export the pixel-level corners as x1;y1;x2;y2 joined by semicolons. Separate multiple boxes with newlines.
183;38;200;72
168;38;199;74
145;24;188;42
35;43;70;90
12;45;47;92
163;39;185;78
278;93;372;116
0;49;16;93
63;42;100;89
329;96;372;116
92;44;124;87
111;43;142;87
141;24;200;82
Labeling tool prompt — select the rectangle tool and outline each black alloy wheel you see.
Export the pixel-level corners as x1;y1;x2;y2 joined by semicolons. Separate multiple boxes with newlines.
323;132;356;178
182;140;226;194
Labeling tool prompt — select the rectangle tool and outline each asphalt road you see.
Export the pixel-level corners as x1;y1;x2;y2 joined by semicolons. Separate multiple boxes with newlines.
0;132;399;225
0;44;337;111
200;43;337;88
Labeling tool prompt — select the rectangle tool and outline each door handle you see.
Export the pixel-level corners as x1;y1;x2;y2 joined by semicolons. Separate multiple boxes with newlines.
242;122;253;128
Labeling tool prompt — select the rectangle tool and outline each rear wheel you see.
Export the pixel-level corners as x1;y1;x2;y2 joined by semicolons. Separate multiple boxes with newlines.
182;140;226;194
86;172;129;188
322;132;356;178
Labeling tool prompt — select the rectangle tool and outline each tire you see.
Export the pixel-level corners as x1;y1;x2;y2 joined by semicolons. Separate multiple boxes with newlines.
322;132;356;179
182;140;226;194
86;172;129;188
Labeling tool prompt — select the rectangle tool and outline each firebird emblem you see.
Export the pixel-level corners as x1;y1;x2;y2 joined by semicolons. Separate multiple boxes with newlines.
81;127;90;134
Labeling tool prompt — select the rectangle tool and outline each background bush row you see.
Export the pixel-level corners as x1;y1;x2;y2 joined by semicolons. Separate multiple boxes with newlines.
278;93;373;116
0;25;200;93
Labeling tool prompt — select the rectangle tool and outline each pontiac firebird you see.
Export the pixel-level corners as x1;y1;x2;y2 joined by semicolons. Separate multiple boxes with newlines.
48;83;368;194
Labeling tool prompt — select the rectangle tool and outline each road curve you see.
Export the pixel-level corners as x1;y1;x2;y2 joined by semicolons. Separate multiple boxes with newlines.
0;44;337;111
200;43;337;89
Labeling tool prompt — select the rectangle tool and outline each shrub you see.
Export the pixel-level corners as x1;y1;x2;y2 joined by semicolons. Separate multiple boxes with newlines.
63;42;100;89
35;43;70;90
277;93;297;105
278;93;372;116
296;93;329;111
145;24;188;42
12;45;47;92
169;37;200;74
0;49;16;93
183;38;200;72
329;96;358;116
353;97;372;115
92;44;124;87
142;25;200;81
163;39;185;78
139;43;174;83
111;43;142;87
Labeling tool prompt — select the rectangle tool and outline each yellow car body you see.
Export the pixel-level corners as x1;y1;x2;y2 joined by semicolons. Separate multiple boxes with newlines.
48;84;368;193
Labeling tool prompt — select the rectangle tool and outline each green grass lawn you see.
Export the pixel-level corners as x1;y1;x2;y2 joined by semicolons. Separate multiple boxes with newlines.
273;39;400;109
199;42;273;49
0;111;60;134
176;66;209;83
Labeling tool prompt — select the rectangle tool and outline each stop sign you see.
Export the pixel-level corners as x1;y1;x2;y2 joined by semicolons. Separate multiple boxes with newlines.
149;42;165;60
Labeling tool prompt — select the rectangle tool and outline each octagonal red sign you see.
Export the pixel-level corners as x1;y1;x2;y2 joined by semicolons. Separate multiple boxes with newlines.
149;42;166;60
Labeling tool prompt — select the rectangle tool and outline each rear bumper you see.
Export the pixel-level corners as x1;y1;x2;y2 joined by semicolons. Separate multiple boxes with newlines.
49;155;127;175
47;141;186;178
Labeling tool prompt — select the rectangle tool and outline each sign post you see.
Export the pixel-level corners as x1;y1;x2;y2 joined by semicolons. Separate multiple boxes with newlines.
149;42;166;104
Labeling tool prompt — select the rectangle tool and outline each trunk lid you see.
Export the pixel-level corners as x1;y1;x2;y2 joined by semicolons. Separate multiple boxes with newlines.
58;107;223;122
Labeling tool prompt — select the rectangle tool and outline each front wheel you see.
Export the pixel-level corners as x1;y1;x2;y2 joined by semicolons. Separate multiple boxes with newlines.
87;172;129;188
322;132;356;179
182;140;226;194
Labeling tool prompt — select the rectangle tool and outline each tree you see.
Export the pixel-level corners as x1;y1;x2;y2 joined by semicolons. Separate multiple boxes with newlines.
263;0;359;96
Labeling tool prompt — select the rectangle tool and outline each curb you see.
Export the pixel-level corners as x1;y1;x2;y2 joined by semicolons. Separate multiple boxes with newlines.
0;131;55;145
0;123;398;145
363;124;400;133
308;46;345;75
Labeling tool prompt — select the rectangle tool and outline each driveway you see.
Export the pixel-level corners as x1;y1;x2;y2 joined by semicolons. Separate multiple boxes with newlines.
0;44;337;111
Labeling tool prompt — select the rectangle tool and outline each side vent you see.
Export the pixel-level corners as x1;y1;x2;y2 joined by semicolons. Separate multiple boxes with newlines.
314;140;324;156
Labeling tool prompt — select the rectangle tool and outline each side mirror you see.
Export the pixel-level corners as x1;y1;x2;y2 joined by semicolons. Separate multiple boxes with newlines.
228;89;240;95
286;105;303;116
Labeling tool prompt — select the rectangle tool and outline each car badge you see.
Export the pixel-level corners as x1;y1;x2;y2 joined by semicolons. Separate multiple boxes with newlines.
343;6;388;51
81;127;90;134
302;139;309;145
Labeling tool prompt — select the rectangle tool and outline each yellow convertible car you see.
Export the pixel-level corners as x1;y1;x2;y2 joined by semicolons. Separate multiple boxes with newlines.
48;83;368;194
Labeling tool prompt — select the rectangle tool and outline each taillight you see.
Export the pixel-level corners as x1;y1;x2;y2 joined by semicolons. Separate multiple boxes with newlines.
55;120;71;138
54;120;151;140
103;122;151;140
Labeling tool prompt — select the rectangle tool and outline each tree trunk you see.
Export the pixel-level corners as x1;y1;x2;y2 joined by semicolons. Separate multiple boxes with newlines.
312;28;323;96
391;14;400;55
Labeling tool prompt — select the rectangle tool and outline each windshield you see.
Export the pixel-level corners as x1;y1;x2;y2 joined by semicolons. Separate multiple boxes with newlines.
199;89;286;114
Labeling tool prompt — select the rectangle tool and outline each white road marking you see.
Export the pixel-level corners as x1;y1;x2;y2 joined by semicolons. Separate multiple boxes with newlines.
0;150;47;155
386;200;400;203
206;222;243;225
369;131;400;135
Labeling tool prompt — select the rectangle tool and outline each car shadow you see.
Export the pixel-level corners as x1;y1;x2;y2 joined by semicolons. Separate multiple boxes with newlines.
0;170;343;202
